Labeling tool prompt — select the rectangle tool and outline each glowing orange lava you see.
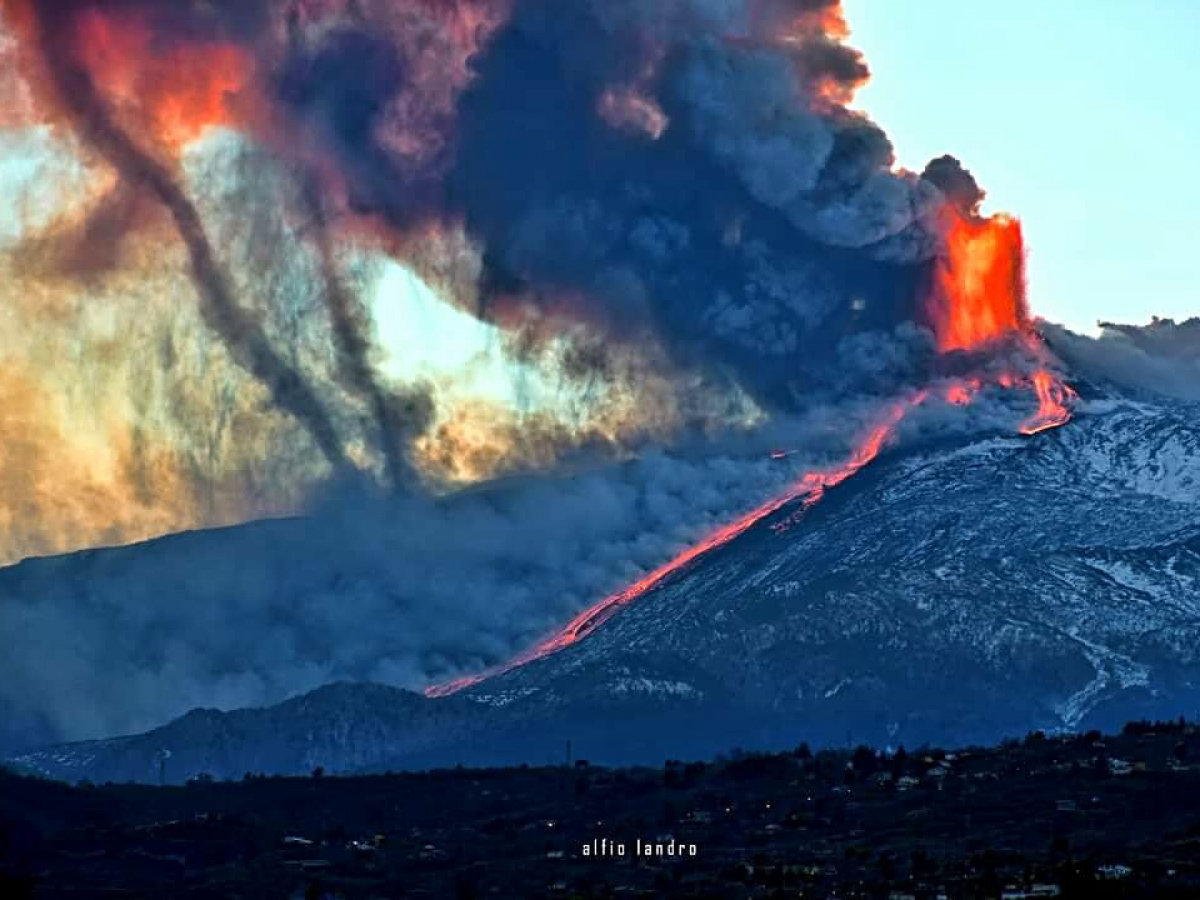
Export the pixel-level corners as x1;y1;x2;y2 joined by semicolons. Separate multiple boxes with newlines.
928;203;1076;439
929;206;1027;353
1019;369;1079;436
426;395;923;697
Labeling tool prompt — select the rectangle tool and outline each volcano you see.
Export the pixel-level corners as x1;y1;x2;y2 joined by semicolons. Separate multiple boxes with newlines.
11;382;1200;783
1;0;1194;789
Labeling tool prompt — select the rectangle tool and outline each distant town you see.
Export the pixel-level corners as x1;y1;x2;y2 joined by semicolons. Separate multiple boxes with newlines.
4;718;1200;898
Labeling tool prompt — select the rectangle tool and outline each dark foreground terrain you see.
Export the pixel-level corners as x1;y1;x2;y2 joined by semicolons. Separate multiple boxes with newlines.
4;720;1200;899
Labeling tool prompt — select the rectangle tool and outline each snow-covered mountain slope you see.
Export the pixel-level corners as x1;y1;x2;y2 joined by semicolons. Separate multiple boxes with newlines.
462;397;1200;747
9;395;1200;782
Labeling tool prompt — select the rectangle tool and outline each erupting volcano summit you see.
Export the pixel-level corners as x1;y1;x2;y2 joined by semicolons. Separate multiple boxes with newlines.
427;192;1078;697
1;0;1119;762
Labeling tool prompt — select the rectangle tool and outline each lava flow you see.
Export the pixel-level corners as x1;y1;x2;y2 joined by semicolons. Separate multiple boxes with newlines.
426;395;924;697
1019;369;1080;435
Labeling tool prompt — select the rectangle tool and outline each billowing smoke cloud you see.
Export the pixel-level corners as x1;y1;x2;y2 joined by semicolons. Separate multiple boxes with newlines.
0;0;949;565
1046;318;1200;402
440;0;945;408
8;0;952;411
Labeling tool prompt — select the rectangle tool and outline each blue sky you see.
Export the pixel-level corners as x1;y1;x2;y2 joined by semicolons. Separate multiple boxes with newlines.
845;0;1200;334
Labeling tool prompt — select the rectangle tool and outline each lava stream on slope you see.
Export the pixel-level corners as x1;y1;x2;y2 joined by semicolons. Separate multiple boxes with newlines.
426;394;926;697
426;204;1078;698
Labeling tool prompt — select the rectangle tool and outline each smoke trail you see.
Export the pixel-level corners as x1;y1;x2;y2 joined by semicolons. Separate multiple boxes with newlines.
25;5;351;474
302;181;429;490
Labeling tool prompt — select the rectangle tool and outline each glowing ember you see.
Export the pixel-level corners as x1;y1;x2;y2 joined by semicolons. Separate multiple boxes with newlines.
426;395;922;697
929;205;1027;353
944;380;979;406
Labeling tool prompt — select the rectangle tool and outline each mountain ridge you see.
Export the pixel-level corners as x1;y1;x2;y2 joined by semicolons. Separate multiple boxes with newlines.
10;393;1200;783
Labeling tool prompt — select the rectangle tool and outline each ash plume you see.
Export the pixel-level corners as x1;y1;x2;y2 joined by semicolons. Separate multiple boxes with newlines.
11;0;955;406
1;0;986;501
434;0;945;407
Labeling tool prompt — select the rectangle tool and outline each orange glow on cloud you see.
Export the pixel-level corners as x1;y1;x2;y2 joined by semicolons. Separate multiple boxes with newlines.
71;10;254;152
597;86;668;139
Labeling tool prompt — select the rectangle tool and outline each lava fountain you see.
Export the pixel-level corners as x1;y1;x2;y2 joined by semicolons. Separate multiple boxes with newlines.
928;206;1027;353
930;202;1077;433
